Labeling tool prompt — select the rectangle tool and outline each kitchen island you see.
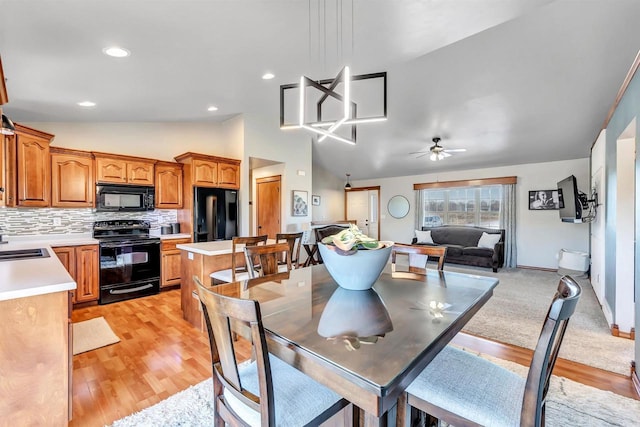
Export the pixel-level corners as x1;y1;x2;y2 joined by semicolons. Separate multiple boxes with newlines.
0;241;77;426
176;240;247;330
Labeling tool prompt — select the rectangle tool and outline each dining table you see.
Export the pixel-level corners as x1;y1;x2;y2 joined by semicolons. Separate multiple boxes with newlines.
211;264;499;426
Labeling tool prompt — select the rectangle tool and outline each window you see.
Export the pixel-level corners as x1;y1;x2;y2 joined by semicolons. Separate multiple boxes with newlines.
418;185;502;228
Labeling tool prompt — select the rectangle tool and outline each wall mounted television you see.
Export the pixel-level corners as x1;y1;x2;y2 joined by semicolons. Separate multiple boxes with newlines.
557;175;583;223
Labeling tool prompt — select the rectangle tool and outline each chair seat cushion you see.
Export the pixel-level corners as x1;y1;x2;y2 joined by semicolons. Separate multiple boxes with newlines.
406;346;525;427
210;268;250;283
224;355;344;426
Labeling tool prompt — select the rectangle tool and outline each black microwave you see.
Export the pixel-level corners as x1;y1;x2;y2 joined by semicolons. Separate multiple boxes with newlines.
96;184;155;212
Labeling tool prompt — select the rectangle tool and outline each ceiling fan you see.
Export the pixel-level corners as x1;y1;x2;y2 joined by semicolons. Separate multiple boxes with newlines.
411;137;467;161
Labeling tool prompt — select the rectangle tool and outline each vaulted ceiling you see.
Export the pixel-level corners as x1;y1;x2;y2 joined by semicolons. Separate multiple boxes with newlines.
1;1;639;180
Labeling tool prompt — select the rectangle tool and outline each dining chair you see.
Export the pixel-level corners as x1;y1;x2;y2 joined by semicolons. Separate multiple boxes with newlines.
275;232;303;269
397;275;582;427
193;276;350;426
391;243;447;278
210;235;268;284
314;225;349;264
244;242;291;279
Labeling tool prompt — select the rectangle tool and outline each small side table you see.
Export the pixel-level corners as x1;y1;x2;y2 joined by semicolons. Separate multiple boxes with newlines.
303;244;320;267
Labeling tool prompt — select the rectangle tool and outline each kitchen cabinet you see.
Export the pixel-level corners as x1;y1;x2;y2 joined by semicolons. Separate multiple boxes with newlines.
53;245;99;304
175;152;240;189
94;153;155;186
3;124;54;207
0;291;71;425
161;237;191;288
51;147;95;207
155;162;183;209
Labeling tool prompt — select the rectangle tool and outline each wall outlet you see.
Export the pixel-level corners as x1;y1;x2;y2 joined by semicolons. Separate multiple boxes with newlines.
53;218;62;226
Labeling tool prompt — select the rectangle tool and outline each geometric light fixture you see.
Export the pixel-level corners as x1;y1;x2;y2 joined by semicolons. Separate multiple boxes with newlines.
280;67;387;145
344;173;352;190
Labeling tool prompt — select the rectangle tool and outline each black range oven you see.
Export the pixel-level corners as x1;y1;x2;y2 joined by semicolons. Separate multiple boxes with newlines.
93;220;161;305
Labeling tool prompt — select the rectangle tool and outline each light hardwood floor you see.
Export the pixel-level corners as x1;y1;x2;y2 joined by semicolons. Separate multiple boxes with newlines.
70;289;638;427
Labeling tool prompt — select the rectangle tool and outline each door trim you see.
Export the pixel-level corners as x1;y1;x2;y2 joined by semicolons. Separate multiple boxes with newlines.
344;186;381;238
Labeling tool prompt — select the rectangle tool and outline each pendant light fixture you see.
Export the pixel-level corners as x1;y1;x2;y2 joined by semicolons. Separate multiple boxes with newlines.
344;173;352;190
0;108;15;135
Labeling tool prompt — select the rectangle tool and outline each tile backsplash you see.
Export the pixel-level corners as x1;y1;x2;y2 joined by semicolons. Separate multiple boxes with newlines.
0;208;178;235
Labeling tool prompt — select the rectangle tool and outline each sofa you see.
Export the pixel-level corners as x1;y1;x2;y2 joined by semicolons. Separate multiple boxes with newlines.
411;225;505;272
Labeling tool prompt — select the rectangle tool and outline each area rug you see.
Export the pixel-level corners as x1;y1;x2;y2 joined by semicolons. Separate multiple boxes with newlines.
109;361;640;427
450;266;634;376
72;316;120;355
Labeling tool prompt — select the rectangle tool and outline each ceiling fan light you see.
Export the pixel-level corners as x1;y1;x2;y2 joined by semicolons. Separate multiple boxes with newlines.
430;153;437;161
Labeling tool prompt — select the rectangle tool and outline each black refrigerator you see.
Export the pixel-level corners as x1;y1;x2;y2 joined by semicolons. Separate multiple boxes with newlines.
193;187;238;242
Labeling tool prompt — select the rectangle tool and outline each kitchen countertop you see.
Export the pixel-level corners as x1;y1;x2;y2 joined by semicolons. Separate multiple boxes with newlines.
153;233;191;241
0;241;76;302
176;240;234;256
4;232;99;247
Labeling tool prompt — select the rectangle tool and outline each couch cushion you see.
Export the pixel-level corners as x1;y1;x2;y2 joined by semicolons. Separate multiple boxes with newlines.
431;227;483;247
478;232;502;249
463;247;495;257
442;244;464;257
415;230;434;244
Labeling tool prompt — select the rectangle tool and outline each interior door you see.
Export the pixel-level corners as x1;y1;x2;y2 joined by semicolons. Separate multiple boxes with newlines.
346;188;379;239
256;175;281;239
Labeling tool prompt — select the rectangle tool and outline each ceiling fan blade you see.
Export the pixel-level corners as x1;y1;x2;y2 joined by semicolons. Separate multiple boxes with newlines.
441;152;452;158
414;152;429;159
443;148;467;153
409;150;428;155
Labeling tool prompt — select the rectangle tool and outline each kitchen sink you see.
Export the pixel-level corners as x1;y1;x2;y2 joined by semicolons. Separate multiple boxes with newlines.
0;248;51;262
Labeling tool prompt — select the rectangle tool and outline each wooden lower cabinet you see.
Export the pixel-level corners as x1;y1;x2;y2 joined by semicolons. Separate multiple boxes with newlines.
0;291;71;425
161;238;191;288
53;245;99;304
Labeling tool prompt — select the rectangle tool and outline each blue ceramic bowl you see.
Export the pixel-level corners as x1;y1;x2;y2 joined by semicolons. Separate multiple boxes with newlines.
317;242;393;290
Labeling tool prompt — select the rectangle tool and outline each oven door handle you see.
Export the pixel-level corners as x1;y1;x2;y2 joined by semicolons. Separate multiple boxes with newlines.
100;240;160;248
109;283;154;294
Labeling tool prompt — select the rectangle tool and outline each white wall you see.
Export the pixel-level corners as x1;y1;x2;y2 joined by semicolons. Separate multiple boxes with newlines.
311;164;346;222
349;158;590;269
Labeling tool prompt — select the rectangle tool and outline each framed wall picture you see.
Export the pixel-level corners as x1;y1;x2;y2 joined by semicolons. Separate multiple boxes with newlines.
312;195;321;206
529;189;561;210
292;190;309;216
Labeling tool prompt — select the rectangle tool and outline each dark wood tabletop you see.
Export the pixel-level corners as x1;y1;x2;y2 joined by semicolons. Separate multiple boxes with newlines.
212;265;499;426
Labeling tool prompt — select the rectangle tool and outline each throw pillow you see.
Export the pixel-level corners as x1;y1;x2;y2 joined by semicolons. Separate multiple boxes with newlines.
415;230;434;244
477;232;501;249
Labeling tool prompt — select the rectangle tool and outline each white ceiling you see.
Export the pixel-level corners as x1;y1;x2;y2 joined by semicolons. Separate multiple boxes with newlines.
1;0;639;180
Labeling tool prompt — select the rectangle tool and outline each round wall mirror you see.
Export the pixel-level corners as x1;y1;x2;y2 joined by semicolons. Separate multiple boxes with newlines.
387;195;410;219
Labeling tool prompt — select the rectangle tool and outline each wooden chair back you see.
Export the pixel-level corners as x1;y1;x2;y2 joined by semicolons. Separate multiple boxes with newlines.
231;235;268;281
244;243;291;279
275;232;303;268
193;275;276;426
391;243;447;278
521;275;581;427
314;225;348;263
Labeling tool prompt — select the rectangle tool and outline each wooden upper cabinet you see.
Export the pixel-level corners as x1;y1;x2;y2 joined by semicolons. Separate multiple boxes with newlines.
51;148;94;207
94;153;155;185
175;152;240;189
217;162;240;188
96;157;127;184
192;159;218;186
127;161;154;185
14;124;53;207
155;162;183;209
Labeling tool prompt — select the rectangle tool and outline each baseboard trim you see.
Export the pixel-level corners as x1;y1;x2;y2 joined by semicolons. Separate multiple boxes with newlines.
516;265;558;272
632;362;640;398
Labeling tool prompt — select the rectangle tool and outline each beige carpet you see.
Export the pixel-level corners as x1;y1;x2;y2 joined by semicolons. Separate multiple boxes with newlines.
450;266;634;375
72;316;120;355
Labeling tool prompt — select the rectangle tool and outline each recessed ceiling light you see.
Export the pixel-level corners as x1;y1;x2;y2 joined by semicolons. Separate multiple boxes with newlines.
77;101;96;107
262;73;275;80
207;106;218;112
103;46;131;58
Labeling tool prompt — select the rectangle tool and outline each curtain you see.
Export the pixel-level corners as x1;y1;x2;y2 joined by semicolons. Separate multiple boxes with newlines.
415;190;423;231
500;183;517;268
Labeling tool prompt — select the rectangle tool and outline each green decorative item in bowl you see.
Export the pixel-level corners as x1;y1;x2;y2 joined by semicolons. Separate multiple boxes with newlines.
318;225;393;291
